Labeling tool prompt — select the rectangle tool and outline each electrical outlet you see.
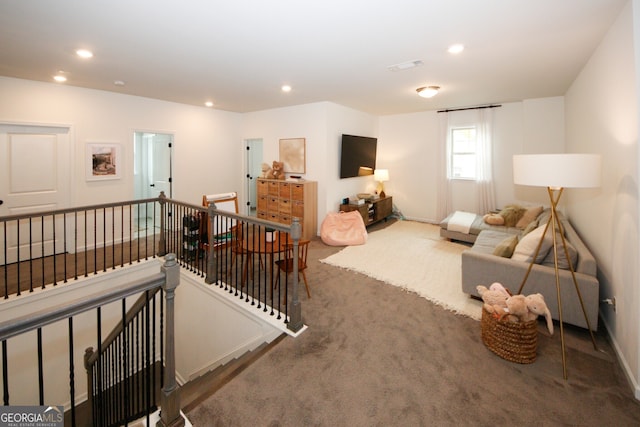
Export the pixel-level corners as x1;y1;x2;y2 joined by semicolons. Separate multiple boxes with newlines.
602;297;616;312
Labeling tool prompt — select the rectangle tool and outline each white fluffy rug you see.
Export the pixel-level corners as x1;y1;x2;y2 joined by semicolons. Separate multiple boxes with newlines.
320;220;482;320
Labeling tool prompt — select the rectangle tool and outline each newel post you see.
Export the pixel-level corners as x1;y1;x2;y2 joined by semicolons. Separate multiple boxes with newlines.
157;253;184;427
287;218;303;333
158;192;167;256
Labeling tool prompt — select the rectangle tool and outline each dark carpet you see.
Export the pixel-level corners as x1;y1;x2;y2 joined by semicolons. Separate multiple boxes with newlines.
186;221;640;426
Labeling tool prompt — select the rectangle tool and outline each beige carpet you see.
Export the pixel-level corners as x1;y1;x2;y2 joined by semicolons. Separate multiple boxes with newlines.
320;220;483;320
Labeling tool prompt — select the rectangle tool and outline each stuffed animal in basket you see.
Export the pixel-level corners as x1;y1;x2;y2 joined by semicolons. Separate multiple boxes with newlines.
503;293;554;334
476;282;511;315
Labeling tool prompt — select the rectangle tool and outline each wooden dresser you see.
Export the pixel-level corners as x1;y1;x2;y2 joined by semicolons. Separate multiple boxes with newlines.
256;178;318;240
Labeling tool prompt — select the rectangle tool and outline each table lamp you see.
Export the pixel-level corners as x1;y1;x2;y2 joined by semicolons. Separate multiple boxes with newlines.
374;169;389;198
513;153;601;379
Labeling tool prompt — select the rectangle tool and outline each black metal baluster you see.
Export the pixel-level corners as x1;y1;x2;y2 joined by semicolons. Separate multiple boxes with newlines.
3;222;8;298
121;299;129;422
103;208;107;272
16;219;21;296
40;215;45;289
2;340;9;405
129;205;133;265
68;317;76;426
121;206;125;268
145;291;151;425
96;306;102;425
137;202;141;263
160;289;165;389
93;209;98;275
63;213;68;283
37;328;44;405
52;214;58;286
83;210;88;278
111;206;116;270
29;217;33;292
152;202;157;259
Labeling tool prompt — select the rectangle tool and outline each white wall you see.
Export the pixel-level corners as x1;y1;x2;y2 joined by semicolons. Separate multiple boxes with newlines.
0;76;243;208
565;0;640;398
378;98;565;222
242;101;378;231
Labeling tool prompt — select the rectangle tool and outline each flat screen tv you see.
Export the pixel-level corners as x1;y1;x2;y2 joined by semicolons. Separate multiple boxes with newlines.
339;134;377;179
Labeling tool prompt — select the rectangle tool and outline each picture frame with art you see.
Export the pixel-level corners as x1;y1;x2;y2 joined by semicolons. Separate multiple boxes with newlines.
86;142;121;181
279;138;306;174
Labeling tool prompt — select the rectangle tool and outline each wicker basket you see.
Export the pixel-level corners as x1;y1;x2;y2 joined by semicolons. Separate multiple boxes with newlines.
481;307;538;364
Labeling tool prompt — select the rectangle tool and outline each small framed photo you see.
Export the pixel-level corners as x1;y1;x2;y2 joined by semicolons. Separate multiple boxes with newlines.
86;142;121;181
279;137;306;174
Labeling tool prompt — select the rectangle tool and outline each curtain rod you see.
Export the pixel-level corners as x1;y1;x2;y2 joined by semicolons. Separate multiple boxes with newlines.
437;104;502;113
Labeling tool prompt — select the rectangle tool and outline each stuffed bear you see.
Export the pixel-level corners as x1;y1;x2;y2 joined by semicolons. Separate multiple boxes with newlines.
271;160;285;180
477;282;511;317
261;162;272;178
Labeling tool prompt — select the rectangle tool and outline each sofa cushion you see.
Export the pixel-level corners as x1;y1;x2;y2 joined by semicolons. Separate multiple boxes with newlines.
492;235;519;258
542;239;578;270
511;224;553;263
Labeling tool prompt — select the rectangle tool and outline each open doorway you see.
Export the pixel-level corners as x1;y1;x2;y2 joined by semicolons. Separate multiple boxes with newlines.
245;138;263;216
134;131;173;235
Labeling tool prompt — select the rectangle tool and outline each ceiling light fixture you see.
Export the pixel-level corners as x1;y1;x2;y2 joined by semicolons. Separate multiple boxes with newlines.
205;101;214;107
113;80;125;86
53;74;67;83
281;85;292;93
76;49;93;59
416;86;440;98
448;44;464;54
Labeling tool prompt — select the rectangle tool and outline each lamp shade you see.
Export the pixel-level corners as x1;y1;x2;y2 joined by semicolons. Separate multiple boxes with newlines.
374;169;389;182
513;154;601;189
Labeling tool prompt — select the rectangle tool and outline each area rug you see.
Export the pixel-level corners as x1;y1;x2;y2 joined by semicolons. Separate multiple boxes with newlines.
320;220;482;320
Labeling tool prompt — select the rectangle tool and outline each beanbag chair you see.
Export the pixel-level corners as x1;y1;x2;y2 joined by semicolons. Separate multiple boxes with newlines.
320;211;367;246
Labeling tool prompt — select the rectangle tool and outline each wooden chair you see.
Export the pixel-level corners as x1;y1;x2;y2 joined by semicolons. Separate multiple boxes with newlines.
275;239;311;299
201;192;239;251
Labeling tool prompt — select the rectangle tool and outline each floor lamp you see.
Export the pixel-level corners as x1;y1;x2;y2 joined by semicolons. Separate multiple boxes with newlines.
512;153;601;379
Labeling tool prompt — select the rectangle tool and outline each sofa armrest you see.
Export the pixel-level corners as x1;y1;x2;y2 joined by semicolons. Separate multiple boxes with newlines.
461;250;599;330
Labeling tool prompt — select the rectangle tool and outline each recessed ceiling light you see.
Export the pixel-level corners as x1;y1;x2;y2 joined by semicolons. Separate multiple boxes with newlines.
281;85;292;93
76;49;93;59
113;80;125;86
205;101;214;107
53;74;67;83
387;60;424;72
448;44;464;54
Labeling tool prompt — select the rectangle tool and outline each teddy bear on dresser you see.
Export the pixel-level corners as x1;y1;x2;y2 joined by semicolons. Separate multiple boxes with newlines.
262;160;286;180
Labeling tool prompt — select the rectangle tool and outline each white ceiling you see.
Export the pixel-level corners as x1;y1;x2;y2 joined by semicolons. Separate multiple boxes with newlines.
0;0;628;115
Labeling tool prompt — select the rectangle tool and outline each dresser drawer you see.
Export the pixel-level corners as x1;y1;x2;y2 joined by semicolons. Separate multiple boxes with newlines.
257;180;269;196
291;184;304;200
279;182;291;198
279;199;291;214
257;195;268;211
268;181;279;196
267;197;279;212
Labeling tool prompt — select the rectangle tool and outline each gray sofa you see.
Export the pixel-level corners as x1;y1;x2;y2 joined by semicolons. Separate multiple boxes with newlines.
460;213;599;330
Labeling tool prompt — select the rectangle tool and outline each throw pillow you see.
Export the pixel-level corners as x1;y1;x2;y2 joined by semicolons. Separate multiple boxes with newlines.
522;219;539;236
516;205;544;229
542;239;578;270
499;205;527;227
483;213;505;225
511;224;553;263
493;235;519;258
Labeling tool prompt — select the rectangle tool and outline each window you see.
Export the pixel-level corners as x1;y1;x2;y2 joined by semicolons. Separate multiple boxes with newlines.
449;126;477;179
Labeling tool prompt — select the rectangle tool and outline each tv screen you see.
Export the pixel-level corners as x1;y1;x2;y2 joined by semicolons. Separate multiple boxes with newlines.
339;134;377;179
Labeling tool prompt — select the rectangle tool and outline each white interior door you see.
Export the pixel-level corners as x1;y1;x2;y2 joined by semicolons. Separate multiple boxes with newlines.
245;138;263;215
134;131;172;234
0;124;71;264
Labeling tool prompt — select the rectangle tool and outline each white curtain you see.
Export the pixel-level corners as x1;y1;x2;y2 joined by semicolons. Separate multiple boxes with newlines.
436;108;496;218
436;112;452;221
474;108;496;214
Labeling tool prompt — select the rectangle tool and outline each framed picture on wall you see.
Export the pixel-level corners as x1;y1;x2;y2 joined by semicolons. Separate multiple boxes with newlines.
279;137;306;174
86;142;122;181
